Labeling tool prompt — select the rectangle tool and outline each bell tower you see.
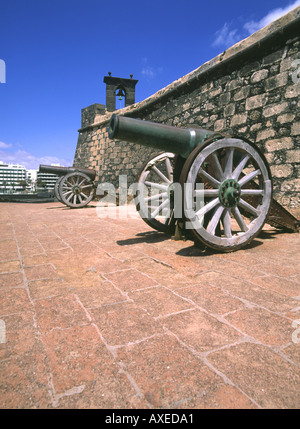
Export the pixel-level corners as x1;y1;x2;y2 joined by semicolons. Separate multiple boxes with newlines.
103;72;138;112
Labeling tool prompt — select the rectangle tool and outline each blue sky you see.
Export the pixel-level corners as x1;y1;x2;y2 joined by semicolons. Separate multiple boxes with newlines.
0;0;299;169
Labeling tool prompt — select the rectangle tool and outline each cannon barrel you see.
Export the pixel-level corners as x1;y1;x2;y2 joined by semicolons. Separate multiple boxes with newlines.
39;165;96;180
108;114;214;158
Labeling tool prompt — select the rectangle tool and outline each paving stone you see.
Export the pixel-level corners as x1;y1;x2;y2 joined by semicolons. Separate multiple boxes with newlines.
104;268;158;292
116;333;224;408
125;257;195;289
0;260;21;273
224;307;294;346
0;272;24;289
281;343;300;366
250;275;300;297
90;301;163;346
55;372;149;409
0;240;19;260
0;352;52;408
0;288;32;315
71;281;128;308
40;324;116;395
161;308;243;352
173;383;258;409
129;285;194;318
176;284;245;315
28;278;71;300
34;294;90;333
207;342;300;408
195;271;300;313
22;254;49;267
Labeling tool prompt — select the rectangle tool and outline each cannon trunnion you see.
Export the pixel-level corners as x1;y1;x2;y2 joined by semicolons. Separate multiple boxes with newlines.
109;114;299;252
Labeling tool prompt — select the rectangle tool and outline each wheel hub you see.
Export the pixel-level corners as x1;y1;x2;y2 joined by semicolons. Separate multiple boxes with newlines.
72;185;81;195
219;179;241;208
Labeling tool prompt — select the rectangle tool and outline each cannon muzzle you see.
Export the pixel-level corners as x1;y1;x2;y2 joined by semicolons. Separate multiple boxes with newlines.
108;114;214;158
39;165;96;180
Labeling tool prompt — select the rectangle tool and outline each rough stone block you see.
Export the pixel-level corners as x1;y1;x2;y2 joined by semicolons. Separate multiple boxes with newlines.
234;86;250;101
251;69;269;83
265;137;293;152
285;150;300;163
270;164;293;178
291;122;300;135
256;129;276;141
246;94;268;110
263;102;288;117
230;114;247;127
265;72;288;91
285;84;300;98
277;113;296;123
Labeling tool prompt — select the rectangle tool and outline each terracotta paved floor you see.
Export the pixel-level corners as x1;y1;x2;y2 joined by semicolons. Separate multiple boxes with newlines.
0;201;299;409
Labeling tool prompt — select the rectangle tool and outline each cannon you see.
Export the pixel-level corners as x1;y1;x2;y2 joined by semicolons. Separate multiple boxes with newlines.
108;114;299;252
39;165;96;208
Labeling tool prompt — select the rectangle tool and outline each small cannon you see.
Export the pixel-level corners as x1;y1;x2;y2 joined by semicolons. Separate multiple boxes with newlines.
109;114;299;252
39;165;96;208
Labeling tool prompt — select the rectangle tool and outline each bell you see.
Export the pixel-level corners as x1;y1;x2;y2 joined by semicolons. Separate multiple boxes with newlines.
116;89;125;101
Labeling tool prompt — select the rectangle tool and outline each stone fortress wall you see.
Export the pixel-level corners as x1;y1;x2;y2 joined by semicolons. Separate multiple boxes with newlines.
73;7;300;208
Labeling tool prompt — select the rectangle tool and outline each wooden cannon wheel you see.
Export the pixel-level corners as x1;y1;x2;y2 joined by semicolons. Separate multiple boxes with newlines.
54;177;64;202
134;152;179;234
179;137;273;252
58;171;95;208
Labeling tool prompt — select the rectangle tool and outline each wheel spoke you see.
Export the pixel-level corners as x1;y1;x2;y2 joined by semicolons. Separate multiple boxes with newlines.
144;181;168;191
62;185;73;191
195;197;219;218
210;152;224;181
207;205;224;235
152;165;171;184
66;193;73;203
224;148;234;178
232;154;250;180
198;168;221;188
144;192;168;202
232;207;248;232
241;189;264;196
222;209;232;238
78;178;87;187
165;157;173;181
194;189;219;197
151;198;170;218
239;169;261;187
238;198;260;217
80;192;88;200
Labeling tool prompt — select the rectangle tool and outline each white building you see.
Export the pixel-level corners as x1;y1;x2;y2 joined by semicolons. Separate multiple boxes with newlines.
0;161;61;193
26;169;37;192
36;165;60;190
0;161;27;193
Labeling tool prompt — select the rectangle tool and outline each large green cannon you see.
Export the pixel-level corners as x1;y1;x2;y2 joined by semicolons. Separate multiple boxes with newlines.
109;114;299;252
39;164;96;208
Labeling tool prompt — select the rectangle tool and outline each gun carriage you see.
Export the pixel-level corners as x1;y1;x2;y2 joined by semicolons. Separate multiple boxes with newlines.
38;165;96;208
108;114;299;252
